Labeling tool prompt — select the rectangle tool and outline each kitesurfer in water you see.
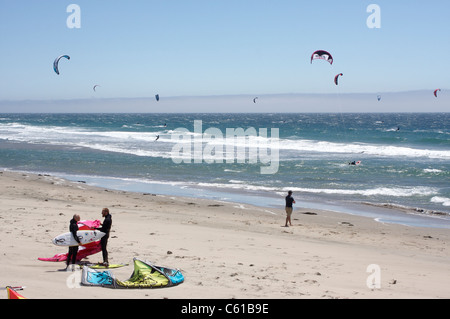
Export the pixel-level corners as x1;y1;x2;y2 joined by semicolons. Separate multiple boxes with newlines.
96;208;112;267
285;191;296;227
66;214;81;271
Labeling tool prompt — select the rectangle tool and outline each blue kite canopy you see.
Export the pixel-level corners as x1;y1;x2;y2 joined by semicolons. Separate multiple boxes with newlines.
81;258;184;288
53;55;70;75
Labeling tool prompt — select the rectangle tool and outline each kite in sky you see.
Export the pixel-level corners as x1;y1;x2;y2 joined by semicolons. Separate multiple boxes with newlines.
334;73;343;85
311;50;333;65
434;89;441;97
53;55;70;75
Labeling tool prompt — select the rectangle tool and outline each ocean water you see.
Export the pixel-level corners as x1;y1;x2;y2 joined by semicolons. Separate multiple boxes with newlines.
0;113;449;228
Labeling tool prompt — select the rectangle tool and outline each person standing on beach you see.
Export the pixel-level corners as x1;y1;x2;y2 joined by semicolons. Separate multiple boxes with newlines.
285;191;296;227
66;214;81;271
96;208;112;266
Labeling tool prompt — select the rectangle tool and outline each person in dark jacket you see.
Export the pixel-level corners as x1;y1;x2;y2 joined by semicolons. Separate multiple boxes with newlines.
66;214;81;270
97;208;112;266
285;191;296;227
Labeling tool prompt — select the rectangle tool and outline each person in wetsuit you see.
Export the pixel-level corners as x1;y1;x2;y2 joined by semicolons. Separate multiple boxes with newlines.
66;214;81;270
97;208;112;266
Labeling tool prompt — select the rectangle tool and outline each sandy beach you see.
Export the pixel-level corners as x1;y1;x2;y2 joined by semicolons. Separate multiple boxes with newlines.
0;170;449;299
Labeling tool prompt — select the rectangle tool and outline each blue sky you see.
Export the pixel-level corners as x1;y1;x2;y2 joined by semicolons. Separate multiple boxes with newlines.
0;1;449;111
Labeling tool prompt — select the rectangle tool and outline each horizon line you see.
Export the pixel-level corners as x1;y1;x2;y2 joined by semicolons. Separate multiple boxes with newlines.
0;89;446;103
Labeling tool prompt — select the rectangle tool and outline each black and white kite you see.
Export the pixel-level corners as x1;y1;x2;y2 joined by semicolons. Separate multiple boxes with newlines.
311;50;333;65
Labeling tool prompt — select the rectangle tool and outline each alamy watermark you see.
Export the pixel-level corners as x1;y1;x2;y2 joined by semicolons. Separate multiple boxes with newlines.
366;4;381;29
366;264;381;289
66;4;81;29
66;268;82;289
170;120;279;175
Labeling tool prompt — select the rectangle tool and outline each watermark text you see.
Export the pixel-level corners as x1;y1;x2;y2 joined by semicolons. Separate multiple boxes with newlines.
367;4;381;29
171;120;279;174
67;4;81;29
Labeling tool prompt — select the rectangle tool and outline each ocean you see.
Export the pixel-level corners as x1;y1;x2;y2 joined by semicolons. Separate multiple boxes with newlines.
0;113;449;229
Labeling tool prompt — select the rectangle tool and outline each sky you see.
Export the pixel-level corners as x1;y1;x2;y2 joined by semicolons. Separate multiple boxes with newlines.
0;1;449;112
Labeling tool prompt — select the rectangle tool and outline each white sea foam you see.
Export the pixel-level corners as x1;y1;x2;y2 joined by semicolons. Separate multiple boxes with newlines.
431;196;450;207
223;169;243;173
279;186;438;197
423;168;444;174
277;139;450;159
192;181;438;198
1;122;450;161
68;173;438;203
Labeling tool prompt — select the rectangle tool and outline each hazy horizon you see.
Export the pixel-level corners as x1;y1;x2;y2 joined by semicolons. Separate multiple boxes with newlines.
0;90;447;113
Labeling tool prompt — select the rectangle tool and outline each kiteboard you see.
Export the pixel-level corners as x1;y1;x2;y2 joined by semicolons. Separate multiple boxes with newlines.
52;230;105;247
81;263;128;269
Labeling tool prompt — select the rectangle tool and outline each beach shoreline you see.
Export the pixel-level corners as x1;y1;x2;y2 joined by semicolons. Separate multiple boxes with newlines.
54;171;450;230
1;170;449;299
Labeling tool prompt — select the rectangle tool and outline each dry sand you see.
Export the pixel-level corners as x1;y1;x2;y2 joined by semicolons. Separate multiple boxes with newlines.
0;170;449;299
